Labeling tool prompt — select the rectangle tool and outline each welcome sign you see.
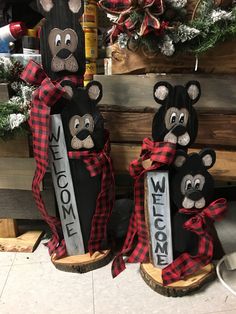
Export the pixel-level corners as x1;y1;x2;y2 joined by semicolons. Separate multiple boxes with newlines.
49;114;85;256
145;171;173;268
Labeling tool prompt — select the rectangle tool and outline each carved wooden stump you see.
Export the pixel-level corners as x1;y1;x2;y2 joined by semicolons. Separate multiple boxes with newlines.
140;263;216;297
51;250;113;273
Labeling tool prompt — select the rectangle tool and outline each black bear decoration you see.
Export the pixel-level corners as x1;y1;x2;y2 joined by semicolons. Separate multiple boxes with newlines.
37;0;85;81
161;149;227;286
152;81;201;148
60;81;114;254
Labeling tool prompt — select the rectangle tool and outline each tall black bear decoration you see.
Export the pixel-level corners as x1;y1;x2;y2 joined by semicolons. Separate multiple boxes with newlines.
21;0;114;272
112;81;201;277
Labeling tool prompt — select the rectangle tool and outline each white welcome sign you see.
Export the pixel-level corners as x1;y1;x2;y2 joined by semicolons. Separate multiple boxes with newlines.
145;171;173;268
49;114;85;256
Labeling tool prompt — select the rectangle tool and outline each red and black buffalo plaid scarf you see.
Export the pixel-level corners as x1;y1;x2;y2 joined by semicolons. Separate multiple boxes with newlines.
162;198;227;286
112;138;176;277
68;131;115;254
21;60;83;258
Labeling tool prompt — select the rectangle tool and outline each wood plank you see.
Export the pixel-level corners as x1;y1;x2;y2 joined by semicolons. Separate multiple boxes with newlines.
110;40;236;75
0;189;55;220
145;171;173;268
0;231;43;253
0;219;18;238
0;157;37;190
102;111;236;148
110;143;236;182
0;135;29;157
96;74;236;111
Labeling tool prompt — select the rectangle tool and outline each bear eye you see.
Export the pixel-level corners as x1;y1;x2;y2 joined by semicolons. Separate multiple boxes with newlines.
55;34;61;46
185;179;192;190
194;178;201;190
179;113;185;124
74;118;80;129
84;118;90;129
170;112;177;124
65;34;71;46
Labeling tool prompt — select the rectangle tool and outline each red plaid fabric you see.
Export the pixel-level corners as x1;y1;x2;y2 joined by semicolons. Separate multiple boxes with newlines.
21;60;83;258
68;131;115;254
162;198;227;286
98;0;164;39
112;138;176;277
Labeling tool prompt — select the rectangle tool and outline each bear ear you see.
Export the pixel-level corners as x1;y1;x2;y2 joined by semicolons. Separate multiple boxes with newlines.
153;81;172;105
37;0;54;15
86;81;103;105
199;148;216;169
68;0;83;14
185;81;201;104
173;150;188;169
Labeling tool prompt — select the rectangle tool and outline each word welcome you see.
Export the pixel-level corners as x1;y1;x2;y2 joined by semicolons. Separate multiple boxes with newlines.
49;114;84;255
146;171;173;268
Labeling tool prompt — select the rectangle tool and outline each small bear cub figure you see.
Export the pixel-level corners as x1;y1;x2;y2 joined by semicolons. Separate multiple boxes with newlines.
152;81;201;148
170;149;216;257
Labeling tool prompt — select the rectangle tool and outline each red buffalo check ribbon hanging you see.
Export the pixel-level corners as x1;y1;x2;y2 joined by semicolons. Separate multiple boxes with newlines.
112;138;176;278
20;60;83;258
68;131;115;254
98;0;164;40
162;198;227;286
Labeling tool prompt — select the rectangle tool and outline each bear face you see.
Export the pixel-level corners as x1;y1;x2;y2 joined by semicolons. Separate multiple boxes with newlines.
152;81;201;148
170;148;216;210
37;0;85;80
61;81;105;152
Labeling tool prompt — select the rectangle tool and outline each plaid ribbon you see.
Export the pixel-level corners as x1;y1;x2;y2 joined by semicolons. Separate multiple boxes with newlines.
98;0;164;39
21;60;83;258
112;138;176;277
68;131;115;254
162;198;227;286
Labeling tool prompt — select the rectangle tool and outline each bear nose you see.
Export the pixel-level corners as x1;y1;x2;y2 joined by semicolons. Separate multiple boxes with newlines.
56;49;71;59
77;129;90;141
172;124;186;137
186;188;202;201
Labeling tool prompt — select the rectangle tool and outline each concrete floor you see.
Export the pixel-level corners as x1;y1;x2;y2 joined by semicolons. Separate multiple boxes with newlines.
0;202;236;314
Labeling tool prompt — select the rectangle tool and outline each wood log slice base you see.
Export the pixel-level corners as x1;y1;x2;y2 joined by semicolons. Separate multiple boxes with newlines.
140;263;216;297
51;250;113;273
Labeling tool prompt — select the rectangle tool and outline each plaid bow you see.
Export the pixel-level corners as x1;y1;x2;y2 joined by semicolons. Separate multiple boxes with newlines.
98;0;164;40
68;131;115;254
162;198;227;286
21;60;83;258
112;138;176;277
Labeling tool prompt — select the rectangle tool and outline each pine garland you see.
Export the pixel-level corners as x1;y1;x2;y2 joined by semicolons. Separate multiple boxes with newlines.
0;58;34;139
105;0;236;56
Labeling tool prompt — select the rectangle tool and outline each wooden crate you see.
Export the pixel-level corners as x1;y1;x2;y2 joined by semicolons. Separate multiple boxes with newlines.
110;40;236;75
95;74;236;185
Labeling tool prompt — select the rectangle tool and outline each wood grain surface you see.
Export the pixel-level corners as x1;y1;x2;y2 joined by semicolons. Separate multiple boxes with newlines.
110;40;236;75
96;74;236;112
102;111;236;149
110;143;236;181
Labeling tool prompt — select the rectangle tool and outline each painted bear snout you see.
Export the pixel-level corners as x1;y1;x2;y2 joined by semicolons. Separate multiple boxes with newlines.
186;188;202;201
57;49;72;60
77;129;91;141
172;124;186;137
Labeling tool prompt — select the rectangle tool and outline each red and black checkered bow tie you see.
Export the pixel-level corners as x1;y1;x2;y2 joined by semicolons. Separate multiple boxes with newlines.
68;131;115;254
21;60;83;258
112;138;176;278
98;0;164;39
162;198;227;286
